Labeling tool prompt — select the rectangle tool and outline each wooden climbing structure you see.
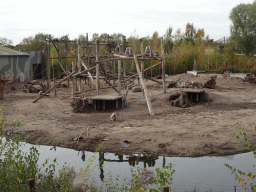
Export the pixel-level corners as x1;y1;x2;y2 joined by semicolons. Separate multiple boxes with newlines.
33;34;167;115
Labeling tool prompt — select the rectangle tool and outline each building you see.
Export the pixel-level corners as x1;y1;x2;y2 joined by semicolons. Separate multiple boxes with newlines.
0;46;45;81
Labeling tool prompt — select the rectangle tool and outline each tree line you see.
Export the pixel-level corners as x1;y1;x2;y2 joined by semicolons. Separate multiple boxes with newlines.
2;1;256;76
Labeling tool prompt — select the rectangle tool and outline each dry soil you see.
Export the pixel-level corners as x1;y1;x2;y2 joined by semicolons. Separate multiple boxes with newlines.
1;73;256;157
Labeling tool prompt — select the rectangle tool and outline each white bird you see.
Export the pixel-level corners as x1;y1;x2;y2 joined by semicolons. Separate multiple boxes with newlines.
110;112;117;121
39;90;43;95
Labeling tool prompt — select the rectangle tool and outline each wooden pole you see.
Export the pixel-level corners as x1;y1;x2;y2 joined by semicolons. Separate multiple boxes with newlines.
86;33;91;88
77;39;81;92
77;40;95;86
57;59;68;75
33;67;95;103
141;44;145;79
96;38;100;95
66;41;69;87
134;55;154;115
161;37;166;93
113;60;116;86
47;36;51;89
57;41;60;79
100;65;119;93
123;60;126;86
33;71;76;103
118;45;122;95
71;62;75;97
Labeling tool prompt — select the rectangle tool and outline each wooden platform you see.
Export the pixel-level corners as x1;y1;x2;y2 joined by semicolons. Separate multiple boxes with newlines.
181;88;204;102
85;95;124;110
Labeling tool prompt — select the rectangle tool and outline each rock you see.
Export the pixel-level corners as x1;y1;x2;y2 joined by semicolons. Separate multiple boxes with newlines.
33;85;42;91
132;86;142;92
199;91;213;101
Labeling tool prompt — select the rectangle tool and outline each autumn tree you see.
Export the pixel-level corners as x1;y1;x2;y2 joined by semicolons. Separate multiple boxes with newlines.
184;23;196;44
0;37;13;47
164;26;173;54
229;0;256;56
18;33;49;51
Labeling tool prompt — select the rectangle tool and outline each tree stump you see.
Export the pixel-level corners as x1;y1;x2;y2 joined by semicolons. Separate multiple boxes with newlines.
167;92;192;108
71;98;93;113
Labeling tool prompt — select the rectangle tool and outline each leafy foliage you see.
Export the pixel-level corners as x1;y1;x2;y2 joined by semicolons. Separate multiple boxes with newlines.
229;1;256;56
225;122;256;191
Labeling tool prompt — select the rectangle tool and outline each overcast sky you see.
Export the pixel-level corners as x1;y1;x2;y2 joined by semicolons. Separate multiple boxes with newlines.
0;0;254;45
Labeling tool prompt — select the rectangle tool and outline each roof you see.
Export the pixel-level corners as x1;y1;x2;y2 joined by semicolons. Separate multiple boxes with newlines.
0;46;29;56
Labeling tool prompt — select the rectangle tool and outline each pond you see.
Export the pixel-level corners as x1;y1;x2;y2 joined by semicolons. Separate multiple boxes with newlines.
20;142;254;191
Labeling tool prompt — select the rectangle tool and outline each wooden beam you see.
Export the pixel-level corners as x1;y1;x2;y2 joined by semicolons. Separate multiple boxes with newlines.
57;42;60;77
144;62;162;72
77;41;96;86
71;62;75;97
100;65;119;93
65;41;69;88
141;44;145;79
96;38;100;95
161;37;166;93
33;67;96;103
46;38;51;89
81;85;118;93
57;59;68;75
118;48;122;95
134;55;154;115
33;71;76;103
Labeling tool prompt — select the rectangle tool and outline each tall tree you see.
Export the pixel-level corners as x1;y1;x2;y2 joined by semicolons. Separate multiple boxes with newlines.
18;33;49;51
173;28;183;45
229;1;256;56
164;26;173;53
184;23;196;44
0;37;13;47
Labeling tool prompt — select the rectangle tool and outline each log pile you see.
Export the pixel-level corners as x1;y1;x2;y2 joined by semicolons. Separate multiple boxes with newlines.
167;75;217;89
23;80;47;93
167;92;192;108
71;98;93;113
244;73;256;84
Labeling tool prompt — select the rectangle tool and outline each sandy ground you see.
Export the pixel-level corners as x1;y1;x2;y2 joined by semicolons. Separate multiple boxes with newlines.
1;73;256;157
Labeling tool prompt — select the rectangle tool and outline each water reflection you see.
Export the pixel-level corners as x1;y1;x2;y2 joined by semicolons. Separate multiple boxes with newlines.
96;152;160;181
17;142;255;192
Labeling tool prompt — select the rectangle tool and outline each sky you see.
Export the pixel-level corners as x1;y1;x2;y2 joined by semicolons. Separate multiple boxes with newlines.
0;0;254;46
